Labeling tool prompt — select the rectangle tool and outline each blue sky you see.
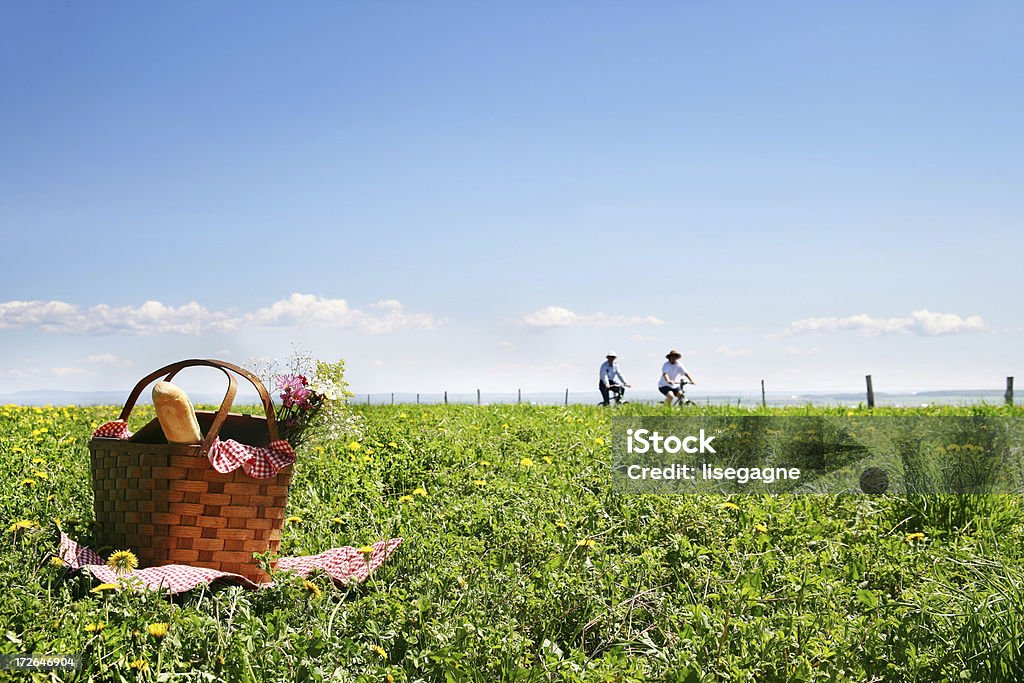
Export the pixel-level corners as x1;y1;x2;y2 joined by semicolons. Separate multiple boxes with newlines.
1;2;1021;398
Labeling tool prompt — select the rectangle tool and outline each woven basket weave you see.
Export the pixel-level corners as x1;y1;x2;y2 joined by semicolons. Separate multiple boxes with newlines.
89;359;291;583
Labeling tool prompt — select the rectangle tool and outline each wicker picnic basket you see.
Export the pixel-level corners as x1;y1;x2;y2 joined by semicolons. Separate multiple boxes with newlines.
89;359;292;583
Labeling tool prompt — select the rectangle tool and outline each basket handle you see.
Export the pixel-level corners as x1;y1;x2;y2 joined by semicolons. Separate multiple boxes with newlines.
118;359;281;455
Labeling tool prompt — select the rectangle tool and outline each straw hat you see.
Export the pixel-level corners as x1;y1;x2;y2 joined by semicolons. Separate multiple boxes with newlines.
666;349;682;359
606;351;617;358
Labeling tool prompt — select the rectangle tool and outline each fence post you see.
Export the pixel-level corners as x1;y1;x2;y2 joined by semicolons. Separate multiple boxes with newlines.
416;393;420;405
761;379;766;408
391;392;394;405
565;388;569;406
444;391;448;405
367;394;370;406
1007;377;1015;406
865;375;875;408
477;388;481;405
518;388;521;404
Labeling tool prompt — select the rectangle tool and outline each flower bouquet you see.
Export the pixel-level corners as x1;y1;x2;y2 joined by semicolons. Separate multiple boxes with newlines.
250;351;356;449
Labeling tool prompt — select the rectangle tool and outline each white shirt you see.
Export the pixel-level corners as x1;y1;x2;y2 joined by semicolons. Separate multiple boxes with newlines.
658;361;688;388
599;360;626;386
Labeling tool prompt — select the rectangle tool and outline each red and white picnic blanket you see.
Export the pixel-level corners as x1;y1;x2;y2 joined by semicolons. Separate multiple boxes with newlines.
59;532;403;594
92;420;295;479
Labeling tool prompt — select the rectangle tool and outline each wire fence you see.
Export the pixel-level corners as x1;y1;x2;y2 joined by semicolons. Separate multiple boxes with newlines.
352;378;1019;409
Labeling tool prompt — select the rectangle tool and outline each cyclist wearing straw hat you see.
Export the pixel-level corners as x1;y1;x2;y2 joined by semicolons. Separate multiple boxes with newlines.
658;349;695;405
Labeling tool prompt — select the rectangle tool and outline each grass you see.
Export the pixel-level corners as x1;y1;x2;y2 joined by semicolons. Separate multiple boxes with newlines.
1;402;1023;681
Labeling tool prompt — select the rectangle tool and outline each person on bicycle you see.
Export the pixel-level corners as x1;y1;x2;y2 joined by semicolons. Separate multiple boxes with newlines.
599;352;630;405
659;349;695;405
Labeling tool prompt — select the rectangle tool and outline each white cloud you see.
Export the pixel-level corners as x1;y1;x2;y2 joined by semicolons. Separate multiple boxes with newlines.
713;346;752;357
498;341;516;350
0;294;444;336
520;306;664;329
85;353;133;367
0;299;224;335
784;309;985;337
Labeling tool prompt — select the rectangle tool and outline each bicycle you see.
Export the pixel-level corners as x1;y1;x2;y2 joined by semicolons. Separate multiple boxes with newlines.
599;383;628;406
666;381;695;407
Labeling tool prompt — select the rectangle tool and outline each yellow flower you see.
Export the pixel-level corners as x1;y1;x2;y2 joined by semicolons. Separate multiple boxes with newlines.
303;580;322;597
7;519;36;533
398;412;408;419
501;423;509;430
479;460;491;467
31;470;48;479
313;446;325;455
20;478;36;487
128;658;149;671
543;456;553;464
362;454;373;464
12;447;24;454
370;644;387;659
520;457;534;467
388;441;397;448
357;545;375;554
91;583;119;593
473;479;487;486
594;437;605;446
84;622;105;633
577;539;597;548
32;457;46;465
398;495;414;503
285;516;303;524
721;502;740;511
347;442;362;451
330;517;345;524
147;622;169;638
107;549;139;574
754;523;768;533
412;487;427;497
905;532;926;543
50;556;66;568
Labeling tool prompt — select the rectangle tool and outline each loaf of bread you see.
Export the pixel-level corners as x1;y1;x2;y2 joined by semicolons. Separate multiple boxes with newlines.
152;381;203;444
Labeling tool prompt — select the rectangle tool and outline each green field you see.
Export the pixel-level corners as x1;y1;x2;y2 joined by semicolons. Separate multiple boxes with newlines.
2;403;1024;682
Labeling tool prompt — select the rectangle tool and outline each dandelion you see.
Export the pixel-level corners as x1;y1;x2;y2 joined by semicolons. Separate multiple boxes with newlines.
303;580;322;597
91;583;119;593
398;495;414;503
285;516;303;524
754;523;768;533
479;460;491;467
905;532;926;543
398;412;408;419
388;441;397;448
107;549;139;574
473;479;487;486
362;454;373;464
330;517;345;524
721;502;740;511
31;470;48;479
577;539;597;548
32;457;46;465
501;423;509;430
520;457;534;468
357;545;375;554
50;556;66;568
147;622;169;638
543;456;553;464
347;442;362;451
7;519;36;533
413;487;427;497
314;446;325;455
370;644;387;659
84;622;105;633
128;659;149;671
594;437;605;446
20;478;36;487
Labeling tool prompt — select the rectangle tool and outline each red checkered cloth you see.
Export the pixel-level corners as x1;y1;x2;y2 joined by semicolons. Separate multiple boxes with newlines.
58;532;403;594
91;421;295;479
